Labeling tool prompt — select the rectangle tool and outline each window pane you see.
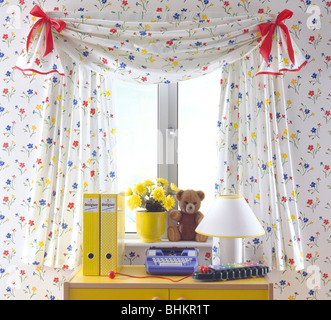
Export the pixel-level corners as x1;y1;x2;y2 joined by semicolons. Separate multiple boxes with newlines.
113;80;158;232
178;71;221;215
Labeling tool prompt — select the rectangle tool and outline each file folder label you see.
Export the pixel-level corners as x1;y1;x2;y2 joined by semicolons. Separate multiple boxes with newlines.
84;197;99;212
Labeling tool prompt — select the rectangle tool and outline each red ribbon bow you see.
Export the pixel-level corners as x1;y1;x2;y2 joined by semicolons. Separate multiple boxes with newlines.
258;9;295;65
26;5;66;57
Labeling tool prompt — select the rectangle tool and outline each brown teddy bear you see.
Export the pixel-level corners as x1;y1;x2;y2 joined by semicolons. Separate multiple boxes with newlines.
167;189;208;242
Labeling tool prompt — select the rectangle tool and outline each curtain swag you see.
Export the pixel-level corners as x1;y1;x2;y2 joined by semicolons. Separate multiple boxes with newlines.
15;5;307;83
15;5;307;270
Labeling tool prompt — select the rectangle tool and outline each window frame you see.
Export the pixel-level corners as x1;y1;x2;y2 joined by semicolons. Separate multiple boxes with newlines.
157;83;178;186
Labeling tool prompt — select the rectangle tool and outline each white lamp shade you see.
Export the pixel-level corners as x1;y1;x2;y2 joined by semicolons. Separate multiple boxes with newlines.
196;194;265;238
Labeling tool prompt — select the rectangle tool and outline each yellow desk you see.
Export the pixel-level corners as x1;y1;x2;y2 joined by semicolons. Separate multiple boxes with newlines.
64;266;273;300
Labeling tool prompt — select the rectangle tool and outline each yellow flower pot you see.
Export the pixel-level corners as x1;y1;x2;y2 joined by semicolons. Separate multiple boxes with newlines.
136;211;166;243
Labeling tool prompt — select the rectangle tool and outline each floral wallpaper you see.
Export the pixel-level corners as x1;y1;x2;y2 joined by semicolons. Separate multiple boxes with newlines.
0;0;330;300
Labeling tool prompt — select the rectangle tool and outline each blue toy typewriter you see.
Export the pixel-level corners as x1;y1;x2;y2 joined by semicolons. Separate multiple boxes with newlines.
145;247;199;275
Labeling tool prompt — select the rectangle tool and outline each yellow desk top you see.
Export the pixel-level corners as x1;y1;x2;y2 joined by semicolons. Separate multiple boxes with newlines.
67;266;272;290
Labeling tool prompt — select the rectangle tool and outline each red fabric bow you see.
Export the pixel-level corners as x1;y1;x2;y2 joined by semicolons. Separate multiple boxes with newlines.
258;9;295;65
26;5;66;57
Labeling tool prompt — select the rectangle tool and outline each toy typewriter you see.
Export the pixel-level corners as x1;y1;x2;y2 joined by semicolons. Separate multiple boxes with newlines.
193;262;269;281
145;247;199;275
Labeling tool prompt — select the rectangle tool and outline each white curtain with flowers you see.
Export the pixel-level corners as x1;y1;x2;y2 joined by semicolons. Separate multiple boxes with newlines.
215;49;304;271
16;8;306;269
21;52;116;269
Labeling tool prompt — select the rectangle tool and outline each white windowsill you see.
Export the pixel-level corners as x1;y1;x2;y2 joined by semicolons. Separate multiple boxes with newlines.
125;237;212;248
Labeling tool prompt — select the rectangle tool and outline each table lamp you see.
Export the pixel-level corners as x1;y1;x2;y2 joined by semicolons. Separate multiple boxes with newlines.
195;194;265;265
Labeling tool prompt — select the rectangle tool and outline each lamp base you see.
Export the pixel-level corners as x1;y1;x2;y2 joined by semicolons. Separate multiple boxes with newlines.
212;237;243;265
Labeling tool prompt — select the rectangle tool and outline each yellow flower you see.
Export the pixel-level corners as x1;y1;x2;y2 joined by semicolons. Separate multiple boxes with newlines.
265;98;270;105
144;180;155;187
284;129;288;135
134;182;147;196
127;194;141;211
84;182;88;188
163;195;175;211
39;241;44;247
233;123;238;129
125;188;133;196
32;287;37;292
152;186;165;201
106;90;111;97
170;183;179;192
156;178;168;187
282;153;288;159
256;193;260;200
251;132;256;138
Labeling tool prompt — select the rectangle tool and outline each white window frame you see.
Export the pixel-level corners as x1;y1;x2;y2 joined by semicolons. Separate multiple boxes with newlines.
157;83;178;186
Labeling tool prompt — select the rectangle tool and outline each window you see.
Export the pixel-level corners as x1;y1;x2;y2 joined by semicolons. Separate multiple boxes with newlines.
178;71;221;214
114;70;221;233
114;80;158;232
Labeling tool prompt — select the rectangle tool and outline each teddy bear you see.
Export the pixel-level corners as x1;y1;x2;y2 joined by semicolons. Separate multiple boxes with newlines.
167;189;208;242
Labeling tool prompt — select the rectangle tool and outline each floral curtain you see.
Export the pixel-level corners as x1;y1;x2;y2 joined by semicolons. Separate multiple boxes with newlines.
21;52;116;269
215;48;304;271
15;7;306;269
15;10;306;83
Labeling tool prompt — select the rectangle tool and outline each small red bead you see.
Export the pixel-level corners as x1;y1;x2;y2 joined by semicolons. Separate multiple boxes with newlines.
108;271;116;279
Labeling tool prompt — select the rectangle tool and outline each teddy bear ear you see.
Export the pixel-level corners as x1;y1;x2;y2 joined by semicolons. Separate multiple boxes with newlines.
176;190;184;201
197;191;205;201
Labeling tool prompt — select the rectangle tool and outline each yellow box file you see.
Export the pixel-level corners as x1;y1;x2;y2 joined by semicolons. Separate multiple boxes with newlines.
83;193;100;276
100;193;125;276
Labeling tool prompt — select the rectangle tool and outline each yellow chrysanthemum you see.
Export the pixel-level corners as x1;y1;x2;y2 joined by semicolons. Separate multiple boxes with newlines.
125;187;133;196
152;186;165;201
156;178;168;186
144;179;155;187
170;183;179;192
134;182;147;196
163;195;175;211
127;194;141;211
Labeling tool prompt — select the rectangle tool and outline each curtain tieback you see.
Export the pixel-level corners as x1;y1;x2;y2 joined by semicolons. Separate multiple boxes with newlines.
258;9;295;65
26;4;66;57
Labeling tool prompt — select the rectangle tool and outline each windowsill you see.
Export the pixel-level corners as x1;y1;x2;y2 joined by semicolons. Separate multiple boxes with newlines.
125;237;212;248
